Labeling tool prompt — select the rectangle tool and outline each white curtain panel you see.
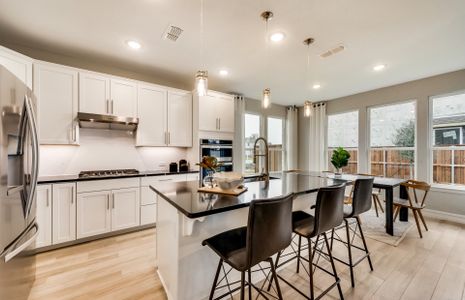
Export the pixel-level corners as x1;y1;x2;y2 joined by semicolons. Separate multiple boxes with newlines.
308;102;327;171
233;96;246;173
286;106;299;170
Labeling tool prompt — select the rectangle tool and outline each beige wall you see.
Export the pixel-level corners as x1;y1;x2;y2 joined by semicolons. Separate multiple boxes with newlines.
299;69;465;216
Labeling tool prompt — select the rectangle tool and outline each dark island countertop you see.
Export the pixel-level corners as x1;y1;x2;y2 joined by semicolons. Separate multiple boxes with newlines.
38;170;199;184
150;172;349;218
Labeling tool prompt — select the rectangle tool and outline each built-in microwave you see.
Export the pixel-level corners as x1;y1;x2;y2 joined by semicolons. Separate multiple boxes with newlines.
199;139;233;180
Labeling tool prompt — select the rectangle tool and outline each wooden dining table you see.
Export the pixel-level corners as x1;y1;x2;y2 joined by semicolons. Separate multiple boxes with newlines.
323;173;408;236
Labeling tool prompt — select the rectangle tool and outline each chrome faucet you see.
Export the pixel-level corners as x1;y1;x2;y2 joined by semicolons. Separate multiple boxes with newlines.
253;137;269;180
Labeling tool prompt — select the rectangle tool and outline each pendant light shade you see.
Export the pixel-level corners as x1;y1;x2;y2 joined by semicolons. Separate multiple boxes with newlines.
304;101;312;117
195;70;208;96
262;88;271;108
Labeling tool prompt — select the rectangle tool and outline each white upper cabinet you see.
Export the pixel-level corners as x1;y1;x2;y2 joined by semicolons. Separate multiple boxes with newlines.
167;90;192;147
198;92;234;133
79;71;110;115
52;183;76;245
0;45;33;88
34;61;78;145
137;84;167;146
110;78;137;117
79;71;137;117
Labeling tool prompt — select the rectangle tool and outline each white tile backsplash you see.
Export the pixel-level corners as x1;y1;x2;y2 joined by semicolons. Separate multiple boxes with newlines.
39;128;188;176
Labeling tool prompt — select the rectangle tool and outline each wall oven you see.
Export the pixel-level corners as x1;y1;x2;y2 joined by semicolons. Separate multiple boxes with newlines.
199;139;233;180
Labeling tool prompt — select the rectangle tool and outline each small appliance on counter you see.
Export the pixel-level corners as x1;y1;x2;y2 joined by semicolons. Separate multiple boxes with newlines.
179;159;189;172
169;162;178;173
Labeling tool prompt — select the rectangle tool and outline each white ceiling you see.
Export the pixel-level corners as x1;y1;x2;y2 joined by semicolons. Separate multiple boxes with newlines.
0;0;464;105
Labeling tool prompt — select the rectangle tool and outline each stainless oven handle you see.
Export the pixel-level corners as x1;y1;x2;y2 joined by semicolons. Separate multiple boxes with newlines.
200;145;233;149
1;223;38;263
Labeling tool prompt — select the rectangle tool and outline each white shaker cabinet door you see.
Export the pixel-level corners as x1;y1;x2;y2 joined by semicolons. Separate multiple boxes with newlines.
77;191;111;239
137;84;167;146
110;78;137;117
52;183;76;245
167;90;192;147
198;95;218;132
79;71;110;115
217;95;235;133
35;185;52;248
34;62;78;144
111;188;140;231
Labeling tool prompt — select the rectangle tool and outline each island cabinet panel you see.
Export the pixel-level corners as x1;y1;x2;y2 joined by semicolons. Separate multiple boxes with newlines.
34;61;78;145
79;71;110;115
136;84;167;146
52;183;76;245
198;92;235;133
0;45;33;88
111;188;140;231
77;191;112;239
35;184;52;248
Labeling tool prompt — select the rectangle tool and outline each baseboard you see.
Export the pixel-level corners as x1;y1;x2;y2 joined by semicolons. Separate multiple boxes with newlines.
423;209;465;225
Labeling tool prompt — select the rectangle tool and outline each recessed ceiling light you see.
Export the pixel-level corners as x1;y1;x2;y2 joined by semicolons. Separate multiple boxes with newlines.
270;32;285;42
126;40;141;50
313;84;321;89
219;69;229;76
373;64;386;71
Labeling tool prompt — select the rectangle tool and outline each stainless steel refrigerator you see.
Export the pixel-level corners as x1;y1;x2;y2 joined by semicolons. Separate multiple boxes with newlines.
0;65;39;299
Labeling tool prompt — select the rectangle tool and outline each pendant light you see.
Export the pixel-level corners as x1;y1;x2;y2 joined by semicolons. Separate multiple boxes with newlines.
261;11;273;109
303;37;315;117
195;0;208;96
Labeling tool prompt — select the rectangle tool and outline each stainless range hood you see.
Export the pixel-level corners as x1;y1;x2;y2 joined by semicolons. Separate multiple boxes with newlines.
77;112;139;131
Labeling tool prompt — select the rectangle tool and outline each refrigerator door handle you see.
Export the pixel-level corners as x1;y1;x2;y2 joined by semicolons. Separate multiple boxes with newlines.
1;223;38;263
24;95;39;219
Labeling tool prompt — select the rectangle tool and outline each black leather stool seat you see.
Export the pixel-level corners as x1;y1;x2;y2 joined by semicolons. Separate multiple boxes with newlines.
202;227;248;271
292;211;315;238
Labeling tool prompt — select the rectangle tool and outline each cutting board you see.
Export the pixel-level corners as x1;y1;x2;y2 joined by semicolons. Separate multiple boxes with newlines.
198;185;248;196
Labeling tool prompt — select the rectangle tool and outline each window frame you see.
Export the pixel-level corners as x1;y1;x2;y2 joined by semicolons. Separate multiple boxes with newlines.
367;99;418;179
266;115;286;172
429;90;465;191
243;112;263;174
326;109;360;173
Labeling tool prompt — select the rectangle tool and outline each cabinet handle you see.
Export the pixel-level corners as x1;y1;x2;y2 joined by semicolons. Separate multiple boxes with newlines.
218;118;221;130
112;194;115;209
106;99;109;114
159;179;173;182
71;186;74;204
111;100;114;115
107;194;110;210
165;132;167;145
168;132;171;145
46;189;49;207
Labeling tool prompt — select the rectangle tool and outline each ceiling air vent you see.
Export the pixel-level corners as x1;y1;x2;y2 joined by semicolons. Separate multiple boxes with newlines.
163;25;183;42
319;44;345;58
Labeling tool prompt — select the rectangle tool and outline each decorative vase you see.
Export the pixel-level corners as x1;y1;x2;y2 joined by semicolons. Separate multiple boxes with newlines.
334;168;342;178
202;170;216;188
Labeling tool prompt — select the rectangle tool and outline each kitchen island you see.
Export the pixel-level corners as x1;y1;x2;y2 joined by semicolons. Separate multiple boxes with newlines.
150;172;347;300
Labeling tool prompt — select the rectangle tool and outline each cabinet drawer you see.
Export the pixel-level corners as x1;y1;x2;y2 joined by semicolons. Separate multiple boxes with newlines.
141;186;157;205
77;178;139;193
141;204;157;225
140;174;186;187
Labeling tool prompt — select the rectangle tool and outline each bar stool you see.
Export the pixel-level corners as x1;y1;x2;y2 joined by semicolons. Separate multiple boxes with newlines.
272;184;346;300
202;194;294;300
331;178;374;288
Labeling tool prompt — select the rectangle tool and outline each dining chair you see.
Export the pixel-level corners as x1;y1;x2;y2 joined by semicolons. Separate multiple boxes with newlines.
393;180;431;238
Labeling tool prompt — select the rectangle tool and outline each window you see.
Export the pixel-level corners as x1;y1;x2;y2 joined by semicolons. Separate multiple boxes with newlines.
244;113;261;174
369;101;416;179
267;117;284;172
431;92;465;186
327;111;359;173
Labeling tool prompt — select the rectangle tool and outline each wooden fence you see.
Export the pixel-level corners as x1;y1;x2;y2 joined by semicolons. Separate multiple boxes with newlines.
433;146;465;185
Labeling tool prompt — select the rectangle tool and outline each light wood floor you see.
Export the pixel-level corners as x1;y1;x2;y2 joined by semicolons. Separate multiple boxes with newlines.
29;217;465;300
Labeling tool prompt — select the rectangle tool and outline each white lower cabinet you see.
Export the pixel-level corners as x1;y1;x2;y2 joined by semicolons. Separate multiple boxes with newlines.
52;183;76;244
77;191;112;239
111;188;140;231
35;185;52;248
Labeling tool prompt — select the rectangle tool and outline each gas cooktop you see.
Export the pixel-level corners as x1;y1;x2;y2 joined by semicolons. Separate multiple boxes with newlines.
78;169;139;178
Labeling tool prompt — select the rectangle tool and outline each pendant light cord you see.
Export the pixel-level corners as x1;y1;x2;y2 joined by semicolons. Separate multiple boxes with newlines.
200;0;205;70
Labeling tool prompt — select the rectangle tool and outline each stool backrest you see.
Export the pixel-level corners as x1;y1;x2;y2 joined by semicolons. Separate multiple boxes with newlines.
246;194;294;268
349;178;374;217
312;184;345;237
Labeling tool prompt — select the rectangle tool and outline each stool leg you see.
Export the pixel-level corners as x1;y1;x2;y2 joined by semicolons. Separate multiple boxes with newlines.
268;257;283;300
308;237;315;300
248;269;252;300
324;232;344;300
345;219;355;288
356;216;373;271
296;235;302;274
209;259;223;300
375;194;384;213
267;250;281;292
372;195;379;217
240;271;245;300
330;228;335;251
